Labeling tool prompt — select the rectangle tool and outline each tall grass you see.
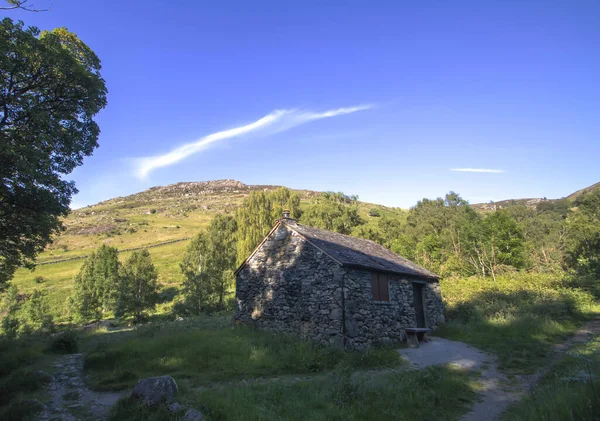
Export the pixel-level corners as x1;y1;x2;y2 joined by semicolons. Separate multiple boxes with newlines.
109;365;478;421
83;315;404;391
438;273;598;372
503;336;600;420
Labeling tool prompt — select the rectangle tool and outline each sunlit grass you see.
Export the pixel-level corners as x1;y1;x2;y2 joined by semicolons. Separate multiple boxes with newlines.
438;273;600;372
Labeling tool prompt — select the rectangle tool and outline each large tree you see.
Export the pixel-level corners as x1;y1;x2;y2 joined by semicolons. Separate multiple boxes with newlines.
116;249;158;324
236;188;301;264
180;214;238;313
0;18;107;289
70;245;120;322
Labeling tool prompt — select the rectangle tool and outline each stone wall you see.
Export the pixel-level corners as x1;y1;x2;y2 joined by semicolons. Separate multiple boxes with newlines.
235;222;445;350
235;223;346;347
343;269;444;350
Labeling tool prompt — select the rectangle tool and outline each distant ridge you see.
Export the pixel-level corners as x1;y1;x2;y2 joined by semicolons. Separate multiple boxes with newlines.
567;181;600;201
472;181;600;211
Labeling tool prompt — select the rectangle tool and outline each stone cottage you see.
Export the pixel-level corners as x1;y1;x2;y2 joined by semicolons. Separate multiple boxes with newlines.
234;214;445;350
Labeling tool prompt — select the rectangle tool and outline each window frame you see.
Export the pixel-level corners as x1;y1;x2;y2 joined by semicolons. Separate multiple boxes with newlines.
371;273;390;302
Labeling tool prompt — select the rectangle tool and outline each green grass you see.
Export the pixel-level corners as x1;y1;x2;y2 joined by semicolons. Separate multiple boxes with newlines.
0;335;59;420
502;335;600;420
438;273;600;373
108;365;478;421
82;315;404;391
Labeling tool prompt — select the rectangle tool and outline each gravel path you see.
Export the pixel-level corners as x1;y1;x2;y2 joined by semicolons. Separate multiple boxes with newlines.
398;319;600;421
39;354;124;421
399;337;520;421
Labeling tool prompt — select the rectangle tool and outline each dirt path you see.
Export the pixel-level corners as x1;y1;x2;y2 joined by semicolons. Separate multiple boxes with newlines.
399;337;521;421
39;354;124;421
398;319;600;421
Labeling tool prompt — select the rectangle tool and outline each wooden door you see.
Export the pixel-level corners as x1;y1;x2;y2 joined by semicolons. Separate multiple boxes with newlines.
412;283;426;328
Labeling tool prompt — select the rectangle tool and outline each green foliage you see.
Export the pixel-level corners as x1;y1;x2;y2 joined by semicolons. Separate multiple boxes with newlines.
438;273;598;372
116;249;159;324
464;210;525;280
300;192;363;235
21;290;54;334
0;18;107;288
236;188;301;263
49;330;78;354
565;190;600;293
71;245;120;322
368;208;381;217
180;213;238;314
0;285;19;338
83;315;403;391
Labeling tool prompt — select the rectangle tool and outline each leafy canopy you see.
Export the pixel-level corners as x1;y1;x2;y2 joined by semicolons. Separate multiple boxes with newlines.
0;18;107;289
116;249;159;324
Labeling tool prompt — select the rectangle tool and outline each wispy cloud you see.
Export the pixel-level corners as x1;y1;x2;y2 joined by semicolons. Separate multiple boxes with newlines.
133;105;373;179
450;168;505;173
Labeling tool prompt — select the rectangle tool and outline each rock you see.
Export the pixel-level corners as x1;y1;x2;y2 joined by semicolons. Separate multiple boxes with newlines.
130;375;178;406
31;370;55;384
329;308;342;320
182;408;206;421
168;402;187;412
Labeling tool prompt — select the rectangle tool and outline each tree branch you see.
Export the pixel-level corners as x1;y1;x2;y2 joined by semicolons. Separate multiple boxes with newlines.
0;0;51;12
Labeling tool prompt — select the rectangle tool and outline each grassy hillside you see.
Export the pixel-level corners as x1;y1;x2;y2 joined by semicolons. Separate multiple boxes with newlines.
472;180;600;211
11;179;404;322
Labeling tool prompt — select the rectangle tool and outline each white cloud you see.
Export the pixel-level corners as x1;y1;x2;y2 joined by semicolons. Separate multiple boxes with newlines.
450;168;505;173
133;104;373;179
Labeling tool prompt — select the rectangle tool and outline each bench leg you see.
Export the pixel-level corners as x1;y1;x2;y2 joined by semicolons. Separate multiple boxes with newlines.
407;333;420;348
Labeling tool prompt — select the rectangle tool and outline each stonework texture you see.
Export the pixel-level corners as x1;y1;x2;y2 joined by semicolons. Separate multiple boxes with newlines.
234;223;445;350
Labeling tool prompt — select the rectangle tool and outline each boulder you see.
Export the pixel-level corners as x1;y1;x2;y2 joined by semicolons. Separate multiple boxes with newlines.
183;408;206;421
130;375;178;406
168;401;187;412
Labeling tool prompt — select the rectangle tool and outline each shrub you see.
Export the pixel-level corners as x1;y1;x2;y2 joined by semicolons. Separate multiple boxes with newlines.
34;276;45;284
368;208;381;217
49;330;78;354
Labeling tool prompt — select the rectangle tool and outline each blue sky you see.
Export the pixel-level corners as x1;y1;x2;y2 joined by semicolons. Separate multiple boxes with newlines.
8;0;600;208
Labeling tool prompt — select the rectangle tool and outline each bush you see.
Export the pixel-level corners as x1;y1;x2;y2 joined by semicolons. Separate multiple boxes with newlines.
34;276;45;284
438;273;598;372
49;330;78;354
368;208;381;217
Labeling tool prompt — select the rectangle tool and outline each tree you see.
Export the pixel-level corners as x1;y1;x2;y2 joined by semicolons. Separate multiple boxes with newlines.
180;214;238;313
0;18;107;289
0;284;19;337
565;190;600;290
1;0;50;11
116;250;158;324
465;210;525;280
22;289;54;333
300;192;363;235
70;245;120;322
236;188;301;264
205;215;237;308
180;232;212;314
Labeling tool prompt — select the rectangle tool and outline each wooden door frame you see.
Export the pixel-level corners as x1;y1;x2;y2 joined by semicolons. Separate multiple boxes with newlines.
411;281;429;328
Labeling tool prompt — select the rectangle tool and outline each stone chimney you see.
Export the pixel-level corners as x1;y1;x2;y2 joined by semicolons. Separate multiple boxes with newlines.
282;209;291;219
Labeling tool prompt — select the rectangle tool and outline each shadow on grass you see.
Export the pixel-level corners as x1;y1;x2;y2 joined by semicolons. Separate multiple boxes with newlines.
81;315;404;392
438;287;597;372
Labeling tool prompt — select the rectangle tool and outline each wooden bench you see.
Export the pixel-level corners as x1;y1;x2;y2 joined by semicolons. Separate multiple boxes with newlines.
405;327;431;348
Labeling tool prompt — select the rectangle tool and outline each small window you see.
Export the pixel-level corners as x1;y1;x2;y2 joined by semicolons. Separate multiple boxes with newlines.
371;273;389;301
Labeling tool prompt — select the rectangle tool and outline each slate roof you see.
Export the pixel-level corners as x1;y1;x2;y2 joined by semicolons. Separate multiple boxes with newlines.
282;219;439;280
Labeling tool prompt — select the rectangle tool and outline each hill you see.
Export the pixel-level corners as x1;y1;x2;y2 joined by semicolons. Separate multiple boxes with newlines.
567;181;600;201
471;181;600;211
10;179;400;321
